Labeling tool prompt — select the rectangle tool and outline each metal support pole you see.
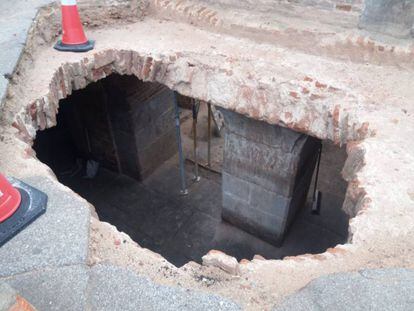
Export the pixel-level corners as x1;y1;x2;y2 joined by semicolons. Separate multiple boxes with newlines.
311;143;323;215
173;92;188;195
192;99;201;182
207;102;212;168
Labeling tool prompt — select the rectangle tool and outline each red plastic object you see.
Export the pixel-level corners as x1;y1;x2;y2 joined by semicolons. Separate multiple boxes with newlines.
0;174;21;222
61;2;88;45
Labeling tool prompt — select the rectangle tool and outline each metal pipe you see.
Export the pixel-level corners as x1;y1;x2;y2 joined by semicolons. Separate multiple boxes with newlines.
173;92;188;195
311;143;323;214
207;102;212;168
192;99;200;182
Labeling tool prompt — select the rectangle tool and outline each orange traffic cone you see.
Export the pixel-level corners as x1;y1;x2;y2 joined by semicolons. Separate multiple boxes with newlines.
54;0;94;52
0;173;47;246
0;174;21;222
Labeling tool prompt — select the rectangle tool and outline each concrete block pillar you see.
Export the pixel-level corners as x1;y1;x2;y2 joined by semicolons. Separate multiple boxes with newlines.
103;75;177;180
220;110;320;245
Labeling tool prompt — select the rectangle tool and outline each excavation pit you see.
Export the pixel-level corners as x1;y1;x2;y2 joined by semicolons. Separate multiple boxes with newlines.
2;1;413;307
33;74;349;267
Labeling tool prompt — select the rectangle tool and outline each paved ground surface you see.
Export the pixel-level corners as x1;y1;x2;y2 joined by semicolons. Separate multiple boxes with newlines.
274;268;414;311
2;264;240;311
0;0;53;106
0;282;18;311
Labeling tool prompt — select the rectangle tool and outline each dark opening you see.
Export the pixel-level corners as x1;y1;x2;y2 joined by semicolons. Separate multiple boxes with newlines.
33;74;349;267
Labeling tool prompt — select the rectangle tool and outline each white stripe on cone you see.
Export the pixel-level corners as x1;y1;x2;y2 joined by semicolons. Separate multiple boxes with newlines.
61;0;77;5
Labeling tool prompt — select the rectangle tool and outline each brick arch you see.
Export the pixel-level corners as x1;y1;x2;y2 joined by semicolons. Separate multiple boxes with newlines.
15;48;372;146
11;48;370;266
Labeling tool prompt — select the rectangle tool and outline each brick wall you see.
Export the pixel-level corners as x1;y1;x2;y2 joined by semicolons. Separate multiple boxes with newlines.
200;0;363;12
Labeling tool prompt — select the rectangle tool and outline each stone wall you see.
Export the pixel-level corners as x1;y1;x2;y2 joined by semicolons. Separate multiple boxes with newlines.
102;76;140;179
221;109;320;245
123;77;177;179
40;74;177;180
104;75;177;180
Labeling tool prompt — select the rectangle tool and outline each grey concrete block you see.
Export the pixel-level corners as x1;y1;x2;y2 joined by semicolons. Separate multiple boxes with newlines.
138;130;178;179
135;106;175;151
0;176;90;277
220;108;304;151
222;171;251;202
359;0;414;38
5;265;89;311
223;132;296;196
249;181;291;218
221;109;320;244
88;264;240;311
112;130;141;180
222;191;286;244
273;268;414;311
131;87;174;131
223;172;291;219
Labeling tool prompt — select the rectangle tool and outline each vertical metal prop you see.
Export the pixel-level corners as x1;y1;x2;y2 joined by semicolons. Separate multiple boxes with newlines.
192;100;201;182
207;102;212;168
173;92;188;195
311;143;323;215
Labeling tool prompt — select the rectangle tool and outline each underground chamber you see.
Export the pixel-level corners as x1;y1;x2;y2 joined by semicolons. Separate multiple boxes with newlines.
33;74;349;267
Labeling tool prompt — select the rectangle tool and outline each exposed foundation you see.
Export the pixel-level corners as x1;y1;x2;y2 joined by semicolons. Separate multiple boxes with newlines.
221;109;320;245
33;74;347;266
0;0;413;309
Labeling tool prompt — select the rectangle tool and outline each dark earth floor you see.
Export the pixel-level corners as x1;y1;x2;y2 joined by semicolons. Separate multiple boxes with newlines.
37;104;349;267
60;148;349;267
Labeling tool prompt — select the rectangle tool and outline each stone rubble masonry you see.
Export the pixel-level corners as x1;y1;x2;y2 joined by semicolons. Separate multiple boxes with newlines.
202;250;240;275
220;109;320;245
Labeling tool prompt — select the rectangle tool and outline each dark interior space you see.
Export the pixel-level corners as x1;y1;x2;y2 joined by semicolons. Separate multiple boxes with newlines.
33;74;349;267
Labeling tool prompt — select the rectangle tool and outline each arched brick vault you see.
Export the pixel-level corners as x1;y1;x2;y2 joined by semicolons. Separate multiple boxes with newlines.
16;48;372;144
9;47;371;254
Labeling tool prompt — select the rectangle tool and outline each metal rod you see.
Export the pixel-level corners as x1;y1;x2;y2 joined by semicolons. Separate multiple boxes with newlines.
173;92;188;195
207;102;212;168
311;143;323;215
312;143;322;202
192;99;200;182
